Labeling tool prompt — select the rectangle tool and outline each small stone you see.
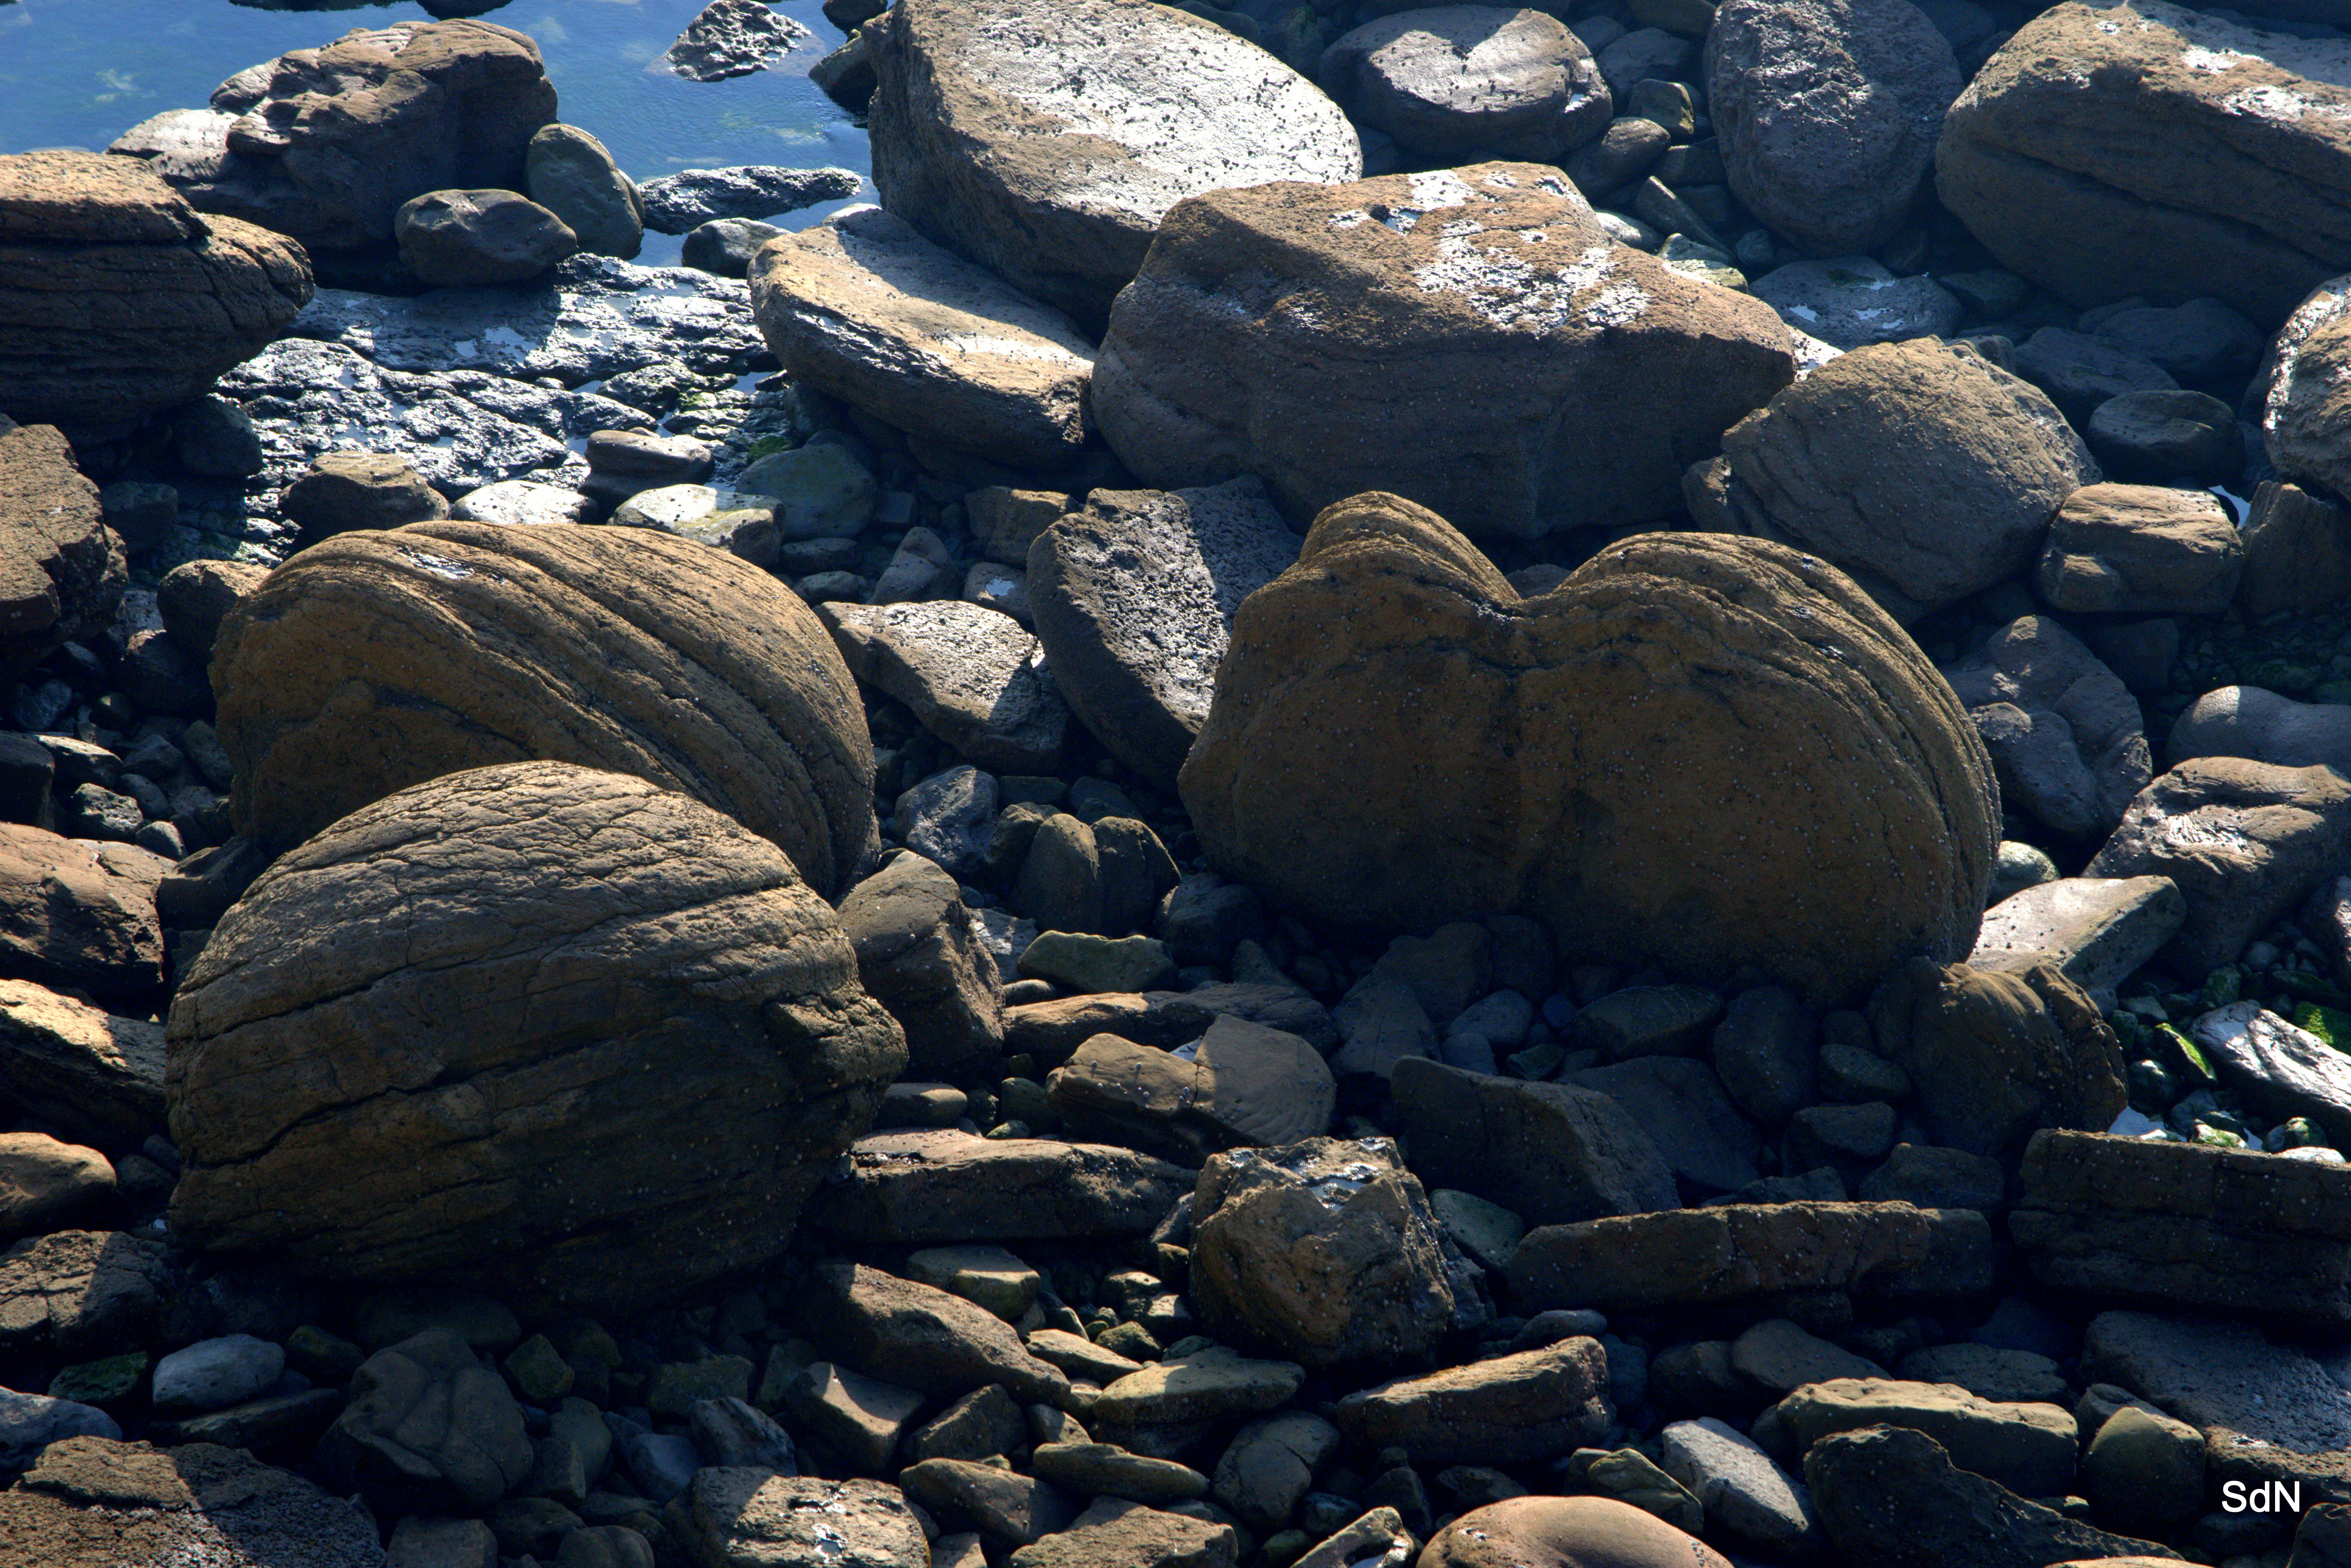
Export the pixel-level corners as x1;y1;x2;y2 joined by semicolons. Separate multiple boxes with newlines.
647;1356;753;1420
1019;933;1175;995
150;1333;285;1416
1030;1442;1211;1504
689;1396;796;1472
907;1244;1042;1321
503;1334;575;1404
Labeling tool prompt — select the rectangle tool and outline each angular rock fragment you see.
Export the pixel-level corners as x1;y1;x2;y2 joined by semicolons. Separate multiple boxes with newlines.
1332;1338;1613;1465
821;600;1070;775
1388;1058;1679;1225
805;1129;1192;1242
1046;1016;1336;1164
1968;876;2183;1004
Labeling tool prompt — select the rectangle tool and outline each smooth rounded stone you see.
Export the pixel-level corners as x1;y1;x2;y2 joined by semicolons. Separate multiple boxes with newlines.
279;450;450;544
1940;615;2150;841
1771;1376;2078;1497
636;166;861;233
1421;1495;1731;1568
871;523;955;604
1334;1338;1612;1466
2088;757;2351;976
2086;389;2240;484
1565;1056;1762;1198
2089;295;2259;382
0;1132;115;1240
449;478;594;526
586;429;713;481
803;1262;1069;1403
1898;1343;2068;1405
1188;1136;1465;1366
2190;1002;2351;1152
736;443;879;539
1030;1443;1209;1504
1804;1425;2177;1568
1748;259;1960;356
1718;339;2099;622
150;1333;285;1416
683;1471;928;1567
1937;2;2351;323
0;1436;385;1567
1865;959;2124;1158
0;152;313;435
2172;684;2351;781
1097;165;1793;541
173;394;265;478
395;188;577;286
0;828;171;1004
1988;841;2059;906
1969;875;2182;1005
1391;1058;1677;1224
820;600;1070;775
1019;933;1175;994
525;124;643;260
1026;480;1299;790
682;217;785;278
1184;498;1995;1003
111;20;554;253
209;521;878;895
868;0;1360;333
165;764;904;1313
1655;1418;1812;1554
2081;1404;2204;1537
1319;8;1611;162
838;853;1004;1078
0;424;126;685
1048;1015;1335;1164
2036;483;2240;616
1705;0;1958;256
660;0;813;81
752;207;1093;469
2013;328;2178;427
1731;1318;1885;1396
1563;117;1669;196
0;1388;120;1469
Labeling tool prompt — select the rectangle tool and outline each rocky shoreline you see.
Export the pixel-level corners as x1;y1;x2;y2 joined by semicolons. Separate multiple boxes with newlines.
0;0;2349;1566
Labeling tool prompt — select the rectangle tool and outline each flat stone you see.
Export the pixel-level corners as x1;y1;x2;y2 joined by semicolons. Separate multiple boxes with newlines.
1968;876;2185;1005
900;1458;1079;1548
1210;1413;1339;1533
1729;1318;1885;1396
1749;258;1961;350
805;1130;1192;1242
1008;1496;1238;1568
0;1230;169;1355
2037;483;2241;615
801;1263;1070;1405
821;600;1070;774
448;479;594;527
2189;1003;2351;1151
0;1436;387;1568
679;1471;929;1567
1390;1058;1679;1226
1897;1344;2070;1405
1023;1329;1145;1386
781;1361;926;1472
1004;985;1337;1064
151;1334;285;1417
1029;1443;1209;1504
1770;1377;2077;1497
1089;1348;1305;1427
906;1244;1040;1321
1045;1016;1336;1164
1019;934;1175;995
1657;1416;1813;1555
1332;1338;1613;1465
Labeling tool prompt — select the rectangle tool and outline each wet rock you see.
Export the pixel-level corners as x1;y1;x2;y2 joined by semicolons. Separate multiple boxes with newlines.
2188;1003;2351;1150
636;166;860;233
1968;876;2183;1003
0;829;170;1004
1046;1016;1335;1164
751;205;1093;469
805;1128;1191;1242
525;124;642;261
1180;497;1996;1003
1319;8;1610;163
2086;757;2351;975
0;150;311;437
0;1437;385;1568
682;216;785;279
210;521;877;893
395;188;576;287
660;0;812;81
868;0;1360;332
2036;483;2241;616
1096;166;1793;540
679;1471;928;1566
1333;1338;1612;1465
821;600;1069;775
166;764;904;1313
1393;1058;1679;1224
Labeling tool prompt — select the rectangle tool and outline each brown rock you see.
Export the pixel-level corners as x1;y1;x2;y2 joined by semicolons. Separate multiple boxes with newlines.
0;1229;169;1355
1332;1339;1613;1465
683;1470;930;1567
801;1263;1070;1404
0;1437;385;1568
2260;275;2351;504
0;150;311;435
1003;984;1336;1065
0;424;125;685
210;519;878;896
1094;165;1794;540
278;451;449;546
2237;481;2351;619
1010;1496;1237;1568
1045;1016;1336;1164
0;827;170;1003
2037;483;2242;615
0;1133;115;1241
1387;1057;1679;1225
1420;1495;1736;1568
1319;9;1611;164
1768;1376;2078;1497
837;851;1005;1079
803;1128;1192;1242
0;979;167;1148
165;763;906;1314
1178;494;1997;1004
155;559;267;662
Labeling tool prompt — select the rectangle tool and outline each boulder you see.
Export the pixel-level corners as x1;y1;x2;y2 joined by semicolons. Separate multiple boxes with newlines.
524;124;642;261
2257;274;2351;501
867;0;1361;332
1180;496;1997;1004
2035;483;2242;616
1420;1496;1735;1568
635;166;861;233
318;1327;532;1513
2169;685;2351;779
1318;8;1611;163
1967;876;2185;1004
1026;480;1299;789
2085;390;2241;485
837;852;1005;1079
1717;339;2099;620
0;979;167;1148
0;828;170;1004
1188;1136;1467;1365
2086;757;2351;975
0;423;126;684
660;0;812;81
1938;615;2150;842
0;1133;115;1242
804;1128;1192;1242
1332;1338;1613;1465
749;205;1096;469
0;1229;170;1355
278;450;449;546
0;1437;387;1568
819;600;1069;775
1864;958;2126;1159
1704;0;1961;256
1088;1347;1305;1427
1388;1058;1680;1224
1768;1376;2078;1497
209;519;878;896
1045;1016;1336;1164
164;762;906;1313
2012;1127;2351;1323
800;1263;1069;1404
1935;0;2351;323
1094;164;1795;540
394;188;576;286
2239;483;2351;618
0;150;312;435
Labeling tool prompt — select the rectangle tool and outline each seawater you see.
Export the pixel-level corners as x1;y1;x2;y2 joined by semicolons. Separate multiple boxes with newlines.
0;0;872;264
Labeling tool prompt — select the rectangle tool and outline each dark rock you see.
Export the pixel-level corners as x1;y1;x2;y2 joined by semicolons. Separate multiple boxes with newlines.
838;851;1005;1079
0;1229;170;1355
2012;327;2176;427
2085;389;2241;485
802;1262;1069;1403
682;217;783;279
1319;8;1611;163
2238;481;2351;618
395;188;576;286
1392;1057;1680;1225
660;0;812;82
279;450;449;545
2035;483;2242;616
524;123;642;261
1939;615;2150;841
1332;1338;1613;1465
0;1436;386;1568
636;166;861;234
0;424;127;685
805;1128;1192;1242
155;560;267;660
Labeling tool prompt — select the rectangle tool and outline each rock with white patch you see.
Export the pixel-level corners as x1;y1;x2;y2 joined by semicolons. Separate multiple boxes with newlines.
1094;162;1796;541
819;600;1072;774
1319;7;1611;164
1749;258;1961;350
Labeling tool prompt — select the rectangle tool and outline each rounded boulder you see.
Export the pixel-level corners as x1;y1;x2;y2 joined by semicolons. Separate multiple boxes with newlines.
1418;1495;1737;1567
1179;492;1998;1004
209;519;879;896
164;762;908;1313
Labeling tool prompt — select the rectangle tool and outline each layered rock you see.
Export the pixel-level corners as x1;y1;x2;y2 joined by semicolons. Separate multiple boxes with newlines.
1180;494;1998;1004
1318;8;1611;163
0;827;171;1004
1936;0;2351;323
109;19;558;255
1704;0;1960;256
2034;484;2242;616
866;0;1361;332
0;150;310;434
0;424;126;687
164;762;906;1313
209;519;877;896
1095;164;1795;540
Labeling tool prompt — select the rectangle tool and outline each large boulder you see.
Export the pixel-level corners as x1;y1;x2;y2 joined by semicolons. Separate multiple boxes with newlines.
1704;0;1961;256
1180;494;1998;1004
0;423;125;686
749;204;1097;469
163;762;907;1313
1421;1496;1735;1568
1936;0;2351;324
209;520;878;896
1716;339;2100;621
0;150;311;436
108;18;558;256
1317;8;1611;164
866;0;1361;333
1094;163;1796;541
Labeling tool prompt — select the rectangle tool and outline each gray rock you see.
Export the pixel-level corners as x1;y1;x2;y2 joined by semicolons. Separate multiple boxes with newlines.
660;0;813;81
2239;481;2351;620
680;1471;930;1565
1658;1415;1815;1554
2013;327;2177;427
2171;685;2351;779
2081;1403;2205;1537
1940;615;2150;841
1027;479;1300;789
801;1262;1070;1404
1212;1413;1339;1533
1749;257;1961;349
893;765;999;881
0;1230;170;1357
637;166;861;233
782;1361;925;1471
1968;875;2183;1005
151;1334;285;1415
2090;296;2259;383
1706;0;1961;256
1708;984;1818;1130
0;1387;119;1467
2189;1002;2351;1150
1896;1343;2068;1405
1570;984;1723;1062
1319;8;1611;163
1566;1056;1763;1199
525;124;642;261
1047;1015;1336;1164
395;189;577;288
1859;1143;2006;1213
1389;1057;1680;1226
868;0;1362;332
321;1328;533;1513
2086;389;2241;485
449;479;594;527
1987;840;2059;905
821;600;1070;774
682;218;785;279
1594;27;1692;97
2036;483;2241;615
689;1397;796;1472
1330;977;1435;1082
